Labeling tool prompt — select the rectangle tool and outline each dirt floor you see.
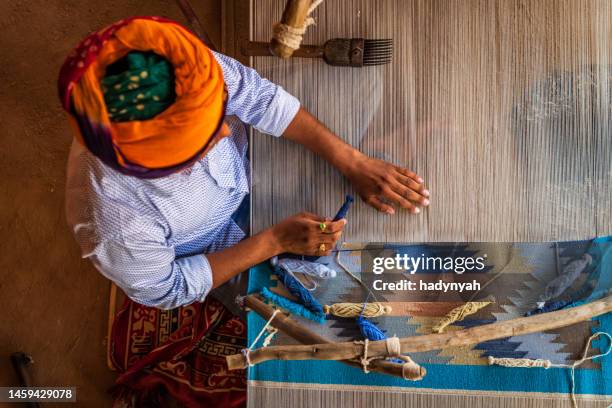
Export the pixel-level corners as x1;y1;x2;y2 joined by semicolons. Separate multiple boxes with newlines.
0;1;221;406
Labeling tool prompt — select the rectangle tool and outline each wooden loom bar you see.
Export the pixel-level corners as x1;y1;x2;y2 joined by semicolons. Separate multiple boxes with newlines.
238;294;414;378
227;294;612;370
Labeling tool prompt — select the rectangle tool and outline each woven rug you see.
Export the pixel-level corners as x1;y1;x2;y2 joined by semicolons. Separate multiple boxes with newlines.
246;237;612;407
110;296;247;407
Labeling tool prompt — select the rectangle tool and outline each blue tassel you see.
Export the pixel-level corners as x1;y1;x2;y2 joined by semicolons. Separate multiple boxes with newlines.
357;315;404;363
273;265;325;315
260;287;325;324
357;315;387;341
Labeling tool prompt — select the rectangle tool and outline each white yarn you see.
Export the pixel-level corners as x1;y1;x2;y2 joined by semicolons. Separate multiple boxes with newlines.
273;0;323;51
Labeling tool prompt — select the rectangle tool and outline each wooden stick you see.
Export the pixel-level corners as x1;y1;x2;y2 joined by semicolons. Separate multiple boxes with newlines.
270;0;313;58
106;282;118;371
234;295;419;379
227;294;612;369
174;0;217;50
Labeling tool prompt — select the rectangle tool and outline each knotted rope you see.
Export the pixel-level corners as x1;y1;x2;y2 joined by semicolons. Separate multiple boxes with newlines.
272;0;323;51
355;336;425;381
324;302;392;318
432;301;491;333
242;309;281;367
488;332;612;408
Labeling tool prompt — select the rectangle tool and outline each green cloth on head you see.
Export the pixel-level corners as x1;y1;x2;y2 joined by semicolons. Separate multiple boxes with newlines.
102;52;175;122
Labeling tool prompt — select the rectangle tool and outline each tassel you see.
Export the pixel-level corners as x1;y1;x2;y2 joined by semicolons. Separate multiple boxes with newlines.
260;287;325;324
357;315;387;341
273;265;325;315
324;302;391;318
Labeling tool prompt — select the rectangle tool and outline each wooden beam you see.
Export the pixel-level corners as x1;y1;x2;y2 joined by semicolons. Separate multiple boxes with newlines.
227;295;612;370
232;294;423;379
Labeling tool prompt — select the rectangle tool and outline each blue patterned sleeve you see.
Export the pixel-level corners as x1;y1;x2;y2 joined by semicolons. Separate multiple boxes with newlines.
213;51;301;136
88;237;213;310
78;206;213;310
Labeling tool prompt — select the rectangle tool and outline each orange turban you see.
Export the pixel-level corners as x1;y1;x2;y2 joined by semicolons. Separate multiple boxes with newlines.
58;16;227;177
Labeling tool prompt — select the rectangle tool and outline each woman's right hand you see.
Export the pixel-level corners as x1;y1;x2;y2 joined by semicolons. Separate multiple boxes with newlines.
270;212;347;256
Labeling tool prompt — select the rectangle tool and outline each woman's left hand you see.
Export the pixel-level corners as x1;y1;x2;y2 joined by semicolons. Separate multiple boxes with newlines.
344;153;430;215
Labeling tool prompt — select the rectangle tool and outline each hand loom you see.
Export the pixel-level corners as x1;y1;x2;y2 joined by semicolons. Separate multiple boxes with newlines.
242;0;612;406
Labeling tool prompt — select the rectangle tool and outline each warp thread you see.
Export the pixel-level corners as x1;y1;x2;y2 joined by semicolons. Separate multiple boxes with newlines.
272;0;323;51
260;287;325;324
488;332;612;408
355;337;425;381
273;265;325;315
432;301;491;333
324;302;391;318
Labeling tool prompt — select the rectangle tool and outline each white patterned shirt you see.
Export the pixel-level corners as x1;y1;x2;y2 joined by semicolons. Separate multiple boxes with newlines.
65;52;300;309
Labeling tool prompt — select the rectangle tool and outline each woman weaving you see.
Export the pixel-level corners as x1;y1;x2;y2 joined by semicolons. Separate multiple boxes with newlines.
59;16;429;405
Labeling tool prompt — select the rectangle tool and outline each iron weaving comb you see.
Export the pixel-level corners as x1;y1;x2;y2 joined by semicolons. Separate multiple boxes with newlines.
242;38;393;67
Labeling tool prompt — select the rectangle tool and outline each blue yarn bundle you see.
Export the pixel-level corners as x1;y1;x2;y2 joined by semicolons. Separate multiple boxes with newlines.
357;315;404;363
333;195;354;221
260;287;325;324
273;265;325;315
304;195;354;262
357;315;387;341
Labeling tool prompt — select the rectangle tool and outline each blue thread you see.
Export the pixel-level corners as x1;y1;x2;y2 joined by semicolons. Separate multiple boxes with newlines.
357;315;387;341
525;300;571;316
304;195;354;262
333;195;354;221
273;265;325;315
357;315;404;363
260;287;325;324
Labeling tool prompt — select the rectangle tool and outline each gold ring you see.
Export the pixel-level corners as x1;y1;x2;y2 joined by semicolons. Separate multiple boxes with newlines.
318;243;326;253
319;222;326;232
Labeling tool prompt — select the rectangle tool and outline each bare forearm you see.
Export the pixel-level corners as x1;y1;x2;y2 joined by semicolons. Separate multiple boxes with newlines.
208;228;281;288
283;107;364;175
207;212;347;289
282;106;430;214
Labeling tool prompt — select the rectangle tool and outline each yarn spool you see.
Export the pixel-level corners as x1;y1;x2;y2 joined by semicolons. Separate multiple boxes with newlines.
273;265;325;314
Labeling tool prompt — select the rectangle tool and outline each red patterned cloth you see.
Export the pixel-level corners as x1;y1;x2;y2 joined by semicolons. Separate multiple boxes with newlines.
110;296;246;407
